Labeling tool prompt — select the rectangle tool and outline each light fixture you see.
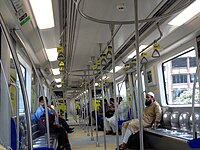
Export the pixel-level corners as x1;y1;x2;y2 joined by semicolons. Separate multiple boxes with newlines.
46;48;57;61
128;45;147;58
30;0;55;29
57;84;62;88
168;0;200;26
55;78;61;83
52;68;60;75
110;66;123;73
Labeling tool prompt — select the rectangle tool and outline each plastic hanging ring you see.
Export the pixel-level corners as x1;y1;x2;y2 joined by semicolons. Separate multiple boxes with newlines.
152;49;160;58
141;57;148;64
101;58;107;66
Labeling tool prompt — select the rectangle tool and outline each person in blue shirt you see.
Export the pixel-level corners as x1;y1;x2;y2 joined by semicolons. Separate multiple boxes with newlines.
35;96;72;150
35;96;74;133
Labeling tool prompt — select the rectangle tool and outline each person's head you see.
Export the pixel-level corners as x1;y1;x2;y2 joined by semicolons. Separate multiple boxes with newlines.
104;99;108;105
145;92;155;106
39;96;48;107
117;96;122;104
110;98;114;105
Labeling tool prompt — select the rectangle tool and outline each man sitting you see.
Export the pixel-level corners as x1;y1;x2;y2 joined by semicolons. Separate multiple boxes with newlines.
119;92;162;150
35;96;72;150
35;96;74;133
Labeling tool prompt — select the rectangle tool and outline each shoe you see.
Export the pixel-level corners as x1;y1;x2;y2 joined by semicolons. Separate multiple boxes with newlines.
112;132;116;135
94;128;103;131
69;127;74;130
67;130;74;133
106;131;113;135
119;143;127;150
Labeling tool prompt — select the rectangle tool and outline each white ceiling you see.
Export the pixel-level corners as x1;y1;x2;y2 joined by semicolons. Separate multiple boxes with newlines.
1;0;200;98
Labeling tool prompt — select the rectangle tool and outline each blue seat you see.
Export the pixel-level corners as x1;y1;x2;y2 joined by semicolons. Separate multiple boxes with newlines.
188;138;200;148
118;109;132;126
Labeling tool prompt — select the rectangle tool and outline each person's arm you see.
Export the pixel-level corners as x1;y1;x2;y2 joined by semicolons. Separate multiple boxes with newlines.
152;103;162;128
47;104;58;116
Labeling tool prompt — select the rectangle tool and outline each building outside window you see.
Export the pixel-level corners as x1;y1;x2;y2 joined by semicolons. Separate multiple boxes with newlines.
162;49;199;105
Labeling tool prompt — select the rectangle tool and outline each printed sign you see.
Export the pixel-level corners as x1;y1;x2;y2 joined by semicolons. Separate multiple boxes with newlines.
10;0;30;26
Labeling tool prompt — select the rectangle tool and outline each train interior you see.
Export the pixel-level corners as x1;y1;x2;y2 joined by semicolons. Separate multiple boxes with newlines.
0;0;200;150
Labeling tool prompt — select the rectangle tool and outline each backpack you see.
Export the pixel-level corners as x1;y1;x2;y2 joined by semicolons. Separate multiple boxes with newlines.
37;114;55;135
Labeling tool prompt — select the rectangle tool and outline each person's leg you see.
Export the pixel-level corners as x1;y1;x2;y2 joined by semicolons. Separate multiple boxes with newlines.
99;117;104;130
121;126;126;140
52;125;71;150
59;117;74;132
119;128;133;149
122;128;132;144
109;116;116;133
104;118;112;132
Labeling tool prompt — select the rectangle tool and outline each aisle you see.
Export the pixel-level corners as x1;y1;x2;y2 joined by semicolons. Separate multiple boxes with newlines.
68;126;116;150
67;115;116;150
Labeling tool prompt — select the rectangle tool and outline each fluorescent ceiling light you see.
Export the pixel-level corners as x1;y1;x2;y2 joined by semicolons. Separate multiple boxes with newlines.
128;45;147;58
52;68;60;75
168;0;200;26
57;84;62;88
30;0;55;29
55;78;61;83
110;66;123;73
46;48;58;61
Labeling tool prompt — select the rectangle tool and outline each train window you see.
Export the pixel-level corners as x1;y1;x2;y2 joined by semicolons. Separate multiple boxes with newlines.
20;64;26;83
17;54;32;113
17;64;26;113
162;49;199;105
172;58;187;67
172;74;187;83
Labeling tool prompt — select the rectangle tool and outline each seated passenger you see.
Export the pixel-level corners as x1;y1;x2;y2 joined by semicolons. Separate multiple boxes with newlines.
35;96;72;150
119;92;162;150
95;99;109;130
105;98;115;118
35;96;74;133
105;97;129;135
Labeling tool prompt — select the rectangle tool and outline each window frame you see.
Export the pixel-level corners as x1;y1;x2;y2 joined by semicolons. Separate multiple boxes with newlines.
162;48;196;105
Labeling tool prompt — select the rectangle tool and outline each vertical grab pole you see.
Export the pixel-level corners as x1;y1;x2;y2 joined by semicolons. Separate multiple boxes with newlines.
84;72;90;136
191;65;199;138
15;84;19;150
99;44;107;150
88;65;94;141
13;30;51;147
93;73;100;147
81;92;84;128
109;24;119;150
128;73;136;119
0;15;33;150
134;0;144;150
82;89;86;129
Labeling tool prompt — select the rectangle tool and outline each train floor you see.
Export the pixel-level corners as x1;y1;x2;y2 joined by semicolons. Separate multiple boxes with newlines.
67;115;154;150
67;115;116;150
